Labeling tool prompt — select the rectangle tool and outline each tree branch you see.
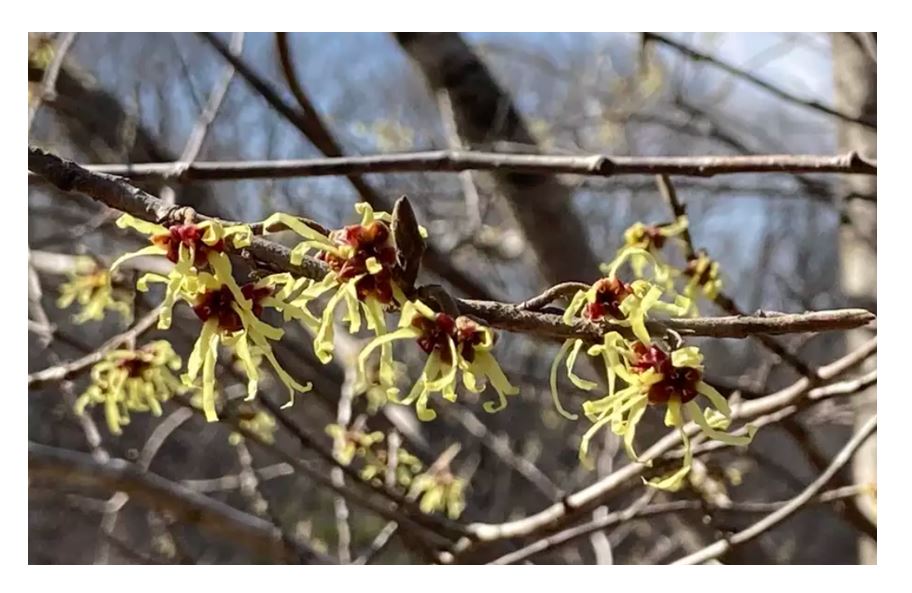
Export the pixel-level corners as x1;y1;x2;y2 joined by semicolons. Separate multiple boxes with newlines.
28;441;334;564
671;415;877;564
29;150;877;185
643;32;877;130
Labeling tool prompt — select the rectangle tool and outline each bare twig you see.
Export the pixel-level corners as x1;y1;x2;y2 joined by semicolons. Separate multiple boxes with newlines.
490;483;872;565
28;32;78;132
672;415;877;564
28;307;162;387
643;32;876;130
30;150;877;185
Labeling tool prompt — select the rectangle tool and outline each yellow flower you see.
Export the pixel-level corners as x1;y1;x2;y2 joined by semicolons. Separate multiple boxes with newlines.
181;271;312;422
356;300;518;421
408;470;466;519
326;424;385;466
74;340;187;435
230;404;278;445
57;259;132;324
682;250;722;308
579;341;756;491
111;214;252;329
549;275;689;420
263;204;419;368
615;216;688;285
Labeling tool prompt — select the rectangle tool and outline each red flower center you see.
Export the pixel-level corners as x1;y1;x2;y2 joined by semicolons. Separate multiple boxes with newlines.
193;283;273;333
412;313;484;364
118;356;151;378
684;257;714;286
585;277;632;321
317;221;398;303
152;224;225;268
630;343;702;405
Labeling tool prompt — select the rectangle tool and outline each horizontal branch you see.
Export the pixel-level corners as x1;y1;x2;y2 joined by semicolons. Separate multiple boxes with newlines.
28;147;875;346
27;150;876;185
28;441;334;563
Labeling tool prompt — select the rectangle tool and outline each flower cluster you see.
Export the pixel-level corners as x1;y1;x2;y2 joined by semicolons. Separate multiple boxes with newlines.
74;341;187;434
408;468;467;520
325;424;464;517
549;217;755;490
263;204;412;367
111;214;312;422
613;216;723;315
579;341;756;491
56;259;132;324
357;300;518;421
267;204;517;421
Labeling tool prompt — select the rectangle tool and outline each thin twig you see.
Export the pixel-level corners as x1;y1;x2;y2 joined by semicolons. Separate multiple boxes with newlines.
28;150;877;185
28;306;162;387
643;32;876;130
28;32;78;132
672;415;877;564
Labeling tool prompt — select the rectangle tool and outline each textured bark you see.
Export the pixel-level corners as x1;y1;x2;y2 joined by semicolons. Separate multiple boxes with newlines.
393;33;601;286
831;32;877;564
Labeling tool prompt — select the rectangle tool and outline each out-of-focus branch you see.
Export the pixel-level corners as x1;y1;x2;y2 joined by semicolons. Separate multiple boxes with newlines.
643;32;877;130
28;32;78;132
198;31;491;300
672;415;877;565
28;307;161;388
28;441;334;563
30;150;877;184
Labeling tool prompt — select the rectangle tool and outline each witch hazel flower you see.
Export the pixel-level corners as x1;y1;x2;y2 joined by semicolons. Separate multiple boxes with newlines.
182;272;312;422
57;257;132;324
615;216;689;286
580;341;757;491
74;340;187;435
263;204;419;370
356;299;518;421
549;257;690;420
111;214;252;329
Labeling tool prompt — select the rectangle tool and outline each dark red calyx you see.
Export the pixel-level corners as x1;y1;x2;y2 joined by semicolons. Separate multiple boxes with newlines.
151;223;224;268
630;342;702;405
118;356;151;378
193;283;272;333
412;312;484;365
585;277;632;321
320;220;397;303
